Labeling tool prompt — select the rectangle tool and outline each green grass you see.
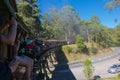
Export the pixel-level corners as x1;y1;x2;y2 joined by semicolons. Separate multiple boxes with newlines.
102;74;120;80
108;77;118;80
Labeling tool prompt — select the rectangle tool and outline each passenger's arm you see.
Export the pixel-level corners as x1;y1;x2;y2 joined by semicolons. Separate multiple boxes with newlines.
0;18;17;46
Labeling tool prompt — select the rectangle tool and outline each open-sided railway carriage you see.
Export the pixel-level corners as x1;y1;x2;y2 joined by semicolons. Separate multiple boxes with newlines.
0;0;31;60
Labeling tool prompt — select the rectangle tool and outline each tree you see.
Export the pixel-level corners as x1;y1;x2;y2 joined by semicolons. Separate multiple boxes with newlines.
42;8;62;39
113;24;120;46
59;6;81;41
16;0;42;34
42;6;81;40
90;15;100;24
105;0;120;46
105;0;120;10
83;59;94;80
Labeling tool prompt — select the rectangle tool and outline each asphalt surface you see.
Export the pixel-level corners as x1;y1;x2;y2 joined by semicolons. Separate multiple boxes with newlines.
70;55;119;80
50;47;120;80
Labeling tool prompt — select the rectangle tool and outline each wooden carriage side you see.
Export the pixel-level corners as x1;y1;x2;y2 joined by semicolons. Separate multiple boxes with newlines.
0;0;31;60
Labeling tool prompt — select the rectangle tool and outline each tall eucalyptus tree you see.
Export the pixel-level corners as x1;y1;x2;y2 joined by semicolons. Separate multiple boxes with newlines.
42;6;81;41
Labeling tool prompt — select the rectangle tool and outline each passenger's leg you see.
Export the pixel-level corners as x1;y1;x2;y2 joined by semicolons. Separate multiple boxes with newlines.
16;55;34;80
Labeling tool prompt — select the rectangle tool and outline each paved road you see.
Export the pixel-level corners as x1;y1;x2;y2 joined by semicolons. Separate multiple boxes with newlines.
51;47;120;80
70;56;120;80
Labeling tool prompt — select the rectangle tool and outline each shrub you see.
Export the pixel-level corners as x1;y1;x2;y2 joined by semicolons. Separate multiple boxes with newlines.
75;35;86;52
83;59;94;80
64;46;73;53
89;47;98;54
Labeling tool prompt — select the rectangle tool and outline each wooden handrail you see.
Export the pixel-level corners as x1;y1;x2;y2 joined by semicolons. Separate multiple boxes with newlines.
3;0;30;33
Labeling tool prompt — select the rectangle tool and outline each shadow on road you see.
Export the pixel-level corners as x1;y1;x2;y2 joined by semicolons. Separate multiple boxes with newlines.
50;46;76;80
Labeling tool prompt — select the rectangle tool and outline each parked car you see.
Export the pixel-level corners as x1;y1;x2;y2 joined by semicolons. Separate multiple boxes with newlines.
107;64;120;74
93;75;101;80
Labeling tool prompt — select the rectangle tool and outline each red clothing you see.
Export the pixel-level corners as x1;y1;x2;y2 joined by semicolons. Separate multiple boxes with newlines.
25;44;34;49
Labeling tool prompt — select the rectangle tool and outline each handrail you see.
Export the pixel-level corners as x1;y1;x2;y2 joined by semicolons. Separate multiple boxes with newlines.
3;0;29;33
3;0;17;18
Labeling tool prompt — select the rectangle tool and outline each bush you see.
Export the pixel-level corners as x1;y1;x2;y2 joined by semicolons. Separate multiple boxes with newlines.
82;45;89;55
75;35;86;52
89;47;98;54
83;59;94;80
64;46;73;53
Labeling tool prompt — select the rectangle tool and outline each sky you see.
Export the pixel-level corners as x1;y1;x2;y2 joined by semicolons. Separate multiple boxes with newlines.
38;0;120;28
